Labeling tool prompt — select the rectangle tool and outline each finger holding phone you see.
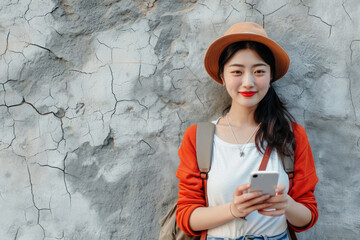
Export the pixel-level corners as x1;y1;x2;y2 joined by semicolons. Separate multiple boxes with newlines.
244;171;288;217
258;184;289;216
230;183;272;219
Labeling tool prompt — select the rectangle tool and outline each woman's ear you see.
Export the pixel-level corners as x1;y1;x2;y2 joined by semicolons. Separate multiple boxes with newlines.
220;74;225;86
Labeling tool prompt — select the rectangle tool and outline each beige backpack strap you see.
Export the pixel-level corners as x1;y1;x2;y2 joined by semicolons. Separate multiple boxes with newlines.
283;155;294;179
196;122;215;180
279;122;295;188
282;123;297;240
286;122;295;181
196;122;215;240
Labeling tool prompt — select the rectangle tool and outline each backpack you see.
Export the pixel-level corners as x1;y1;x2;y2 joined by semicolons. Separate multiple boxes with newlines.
158;122;296;240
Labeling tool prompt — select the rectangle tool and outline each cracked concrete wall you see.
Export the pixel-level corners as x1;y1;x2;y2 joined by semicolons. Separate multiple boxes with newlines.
0;0;359;239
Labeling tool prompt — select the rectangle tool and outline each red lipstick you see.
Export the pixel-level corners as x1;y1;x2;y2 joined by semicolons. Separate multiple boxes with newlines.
239;91;257;97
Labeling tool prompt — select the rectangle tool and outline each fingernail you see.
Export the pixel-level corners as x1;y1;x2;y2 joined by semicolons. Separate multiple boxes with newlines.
264;194;270;198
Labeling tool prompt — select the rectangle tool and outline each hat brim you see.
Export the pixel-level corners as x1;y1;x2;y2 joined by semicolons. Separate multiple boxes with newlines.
204;33;290;84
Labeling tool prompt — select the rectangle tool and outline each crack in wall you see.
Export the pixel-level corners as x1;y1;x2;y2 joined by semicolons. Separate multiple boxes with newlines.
246;2;288;28
96;38;115;65
350;40;360;64
342;0;353;22
137;59;142;86
194;87;205;107
224;9;235;22
4;0;20;7
0;83;6;104
0;31;10;57
25;43;69;64
5;108;16;150
69;69;95;75
230;4;240;13
116;99;149;118
300;0;333;38
176;111;184;124
108;65;119;121
13;227;20;240
86;122;95;145
170;79;180;90
265;3;288;17
23;0;32;20
176;110;186;147
26;5;60;23
169;65;185;74
63;151;77;207
139;139;153;151
34;154;73;205
7;98;61;119
25;161;46;240
297;86;310;99
198;3;214;13
185;65;201;84
313;69;358;122
348;73;358;123
245;0;255;9
94;110;106;128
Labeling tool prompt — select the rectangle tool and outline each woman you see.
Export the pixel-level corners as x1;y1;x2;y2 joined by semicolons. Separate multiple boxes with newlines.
176;22;318;240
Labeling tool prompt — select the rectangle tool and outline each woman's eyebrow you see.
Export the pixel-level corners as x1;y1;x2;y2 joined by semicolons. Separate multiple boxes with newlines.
228;63;268;67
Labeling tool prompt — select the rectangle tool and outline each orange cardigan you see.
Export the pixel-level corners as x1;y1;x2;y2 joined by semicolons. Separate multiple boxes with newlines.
176;123;318;236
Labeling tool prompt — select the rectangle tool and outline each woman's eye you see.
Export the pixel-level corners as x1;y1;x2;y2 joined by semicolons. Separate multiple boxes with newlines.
231;71;242;74
255;70;265;74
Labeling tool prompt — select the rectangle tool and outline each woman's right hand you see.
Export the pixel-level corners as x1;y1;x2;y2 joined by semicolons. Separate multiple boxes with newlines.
230;183;272;218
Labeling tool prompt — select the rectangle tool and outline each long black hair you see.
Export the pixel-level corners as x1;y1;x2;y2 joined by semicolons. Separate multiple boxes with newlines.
218;41;295;157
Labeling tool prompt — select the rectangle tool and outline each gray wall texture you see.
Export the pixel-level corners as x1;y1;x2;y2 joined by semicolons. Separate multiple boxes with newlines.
0;0;359;239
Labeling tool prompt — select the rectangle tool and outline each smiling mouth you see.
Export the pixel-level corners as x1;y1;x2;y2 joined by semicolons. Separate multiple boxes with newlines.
239;91;257;97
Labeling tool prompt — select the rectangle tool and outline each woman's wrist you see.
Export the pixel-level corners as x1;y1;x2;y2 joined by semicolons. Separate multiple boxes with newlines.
284;195;312;227
229;202;247;220
285;195;294;214
229;202;237;219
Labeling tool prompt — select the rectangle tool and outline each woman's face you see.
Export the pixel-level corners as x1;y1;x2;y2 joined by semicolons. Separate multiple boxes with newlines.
221;48;271;110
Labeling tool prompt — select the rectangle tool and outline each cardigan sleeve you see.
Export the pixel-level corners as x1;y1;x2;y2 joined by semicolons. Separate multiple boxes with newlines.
175;124;204;236
288;123;319;232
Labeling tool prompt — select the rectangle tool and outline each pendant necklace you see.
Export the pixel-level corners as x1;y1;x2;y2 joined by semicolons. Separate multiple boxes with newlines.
225;115;261;158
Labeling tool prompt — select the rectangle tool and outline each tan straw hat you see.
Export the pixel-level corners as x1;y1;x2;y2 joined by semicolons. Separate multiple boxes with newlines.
204;22;290;84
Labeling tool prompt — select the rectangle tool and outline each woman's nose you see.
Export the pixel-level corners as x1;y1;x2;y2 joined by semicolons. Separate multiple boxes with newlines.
242;72;255;88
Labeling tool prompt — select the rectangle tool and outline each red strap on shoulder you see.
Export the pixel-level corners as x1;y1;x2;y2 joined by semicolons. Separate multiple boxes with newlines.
259;146;295;189
200;178;208;240
258;146;272;171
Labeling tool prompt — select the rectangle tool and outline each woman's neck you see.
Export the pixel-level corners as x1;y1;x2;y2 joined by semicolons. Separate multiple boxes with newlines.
226;105;258;127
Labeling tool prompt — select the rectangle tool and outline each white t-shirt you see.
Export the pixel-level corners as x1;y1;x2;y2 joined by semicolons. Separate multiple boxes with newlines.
207;124;289;238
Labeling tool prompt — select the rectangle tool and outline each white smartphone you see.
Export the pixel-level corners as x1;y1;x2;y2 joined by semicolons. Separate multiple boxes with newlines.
248;171;279;196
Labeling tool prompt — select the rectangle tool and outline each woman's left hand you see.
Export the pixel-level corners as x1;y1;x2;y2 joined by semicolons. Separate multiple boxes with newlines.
258;184;290;216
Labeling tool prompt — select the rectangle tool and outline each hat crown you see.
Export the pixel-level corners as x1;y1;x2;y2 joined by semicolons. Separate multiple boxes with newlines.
225;22;268;38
